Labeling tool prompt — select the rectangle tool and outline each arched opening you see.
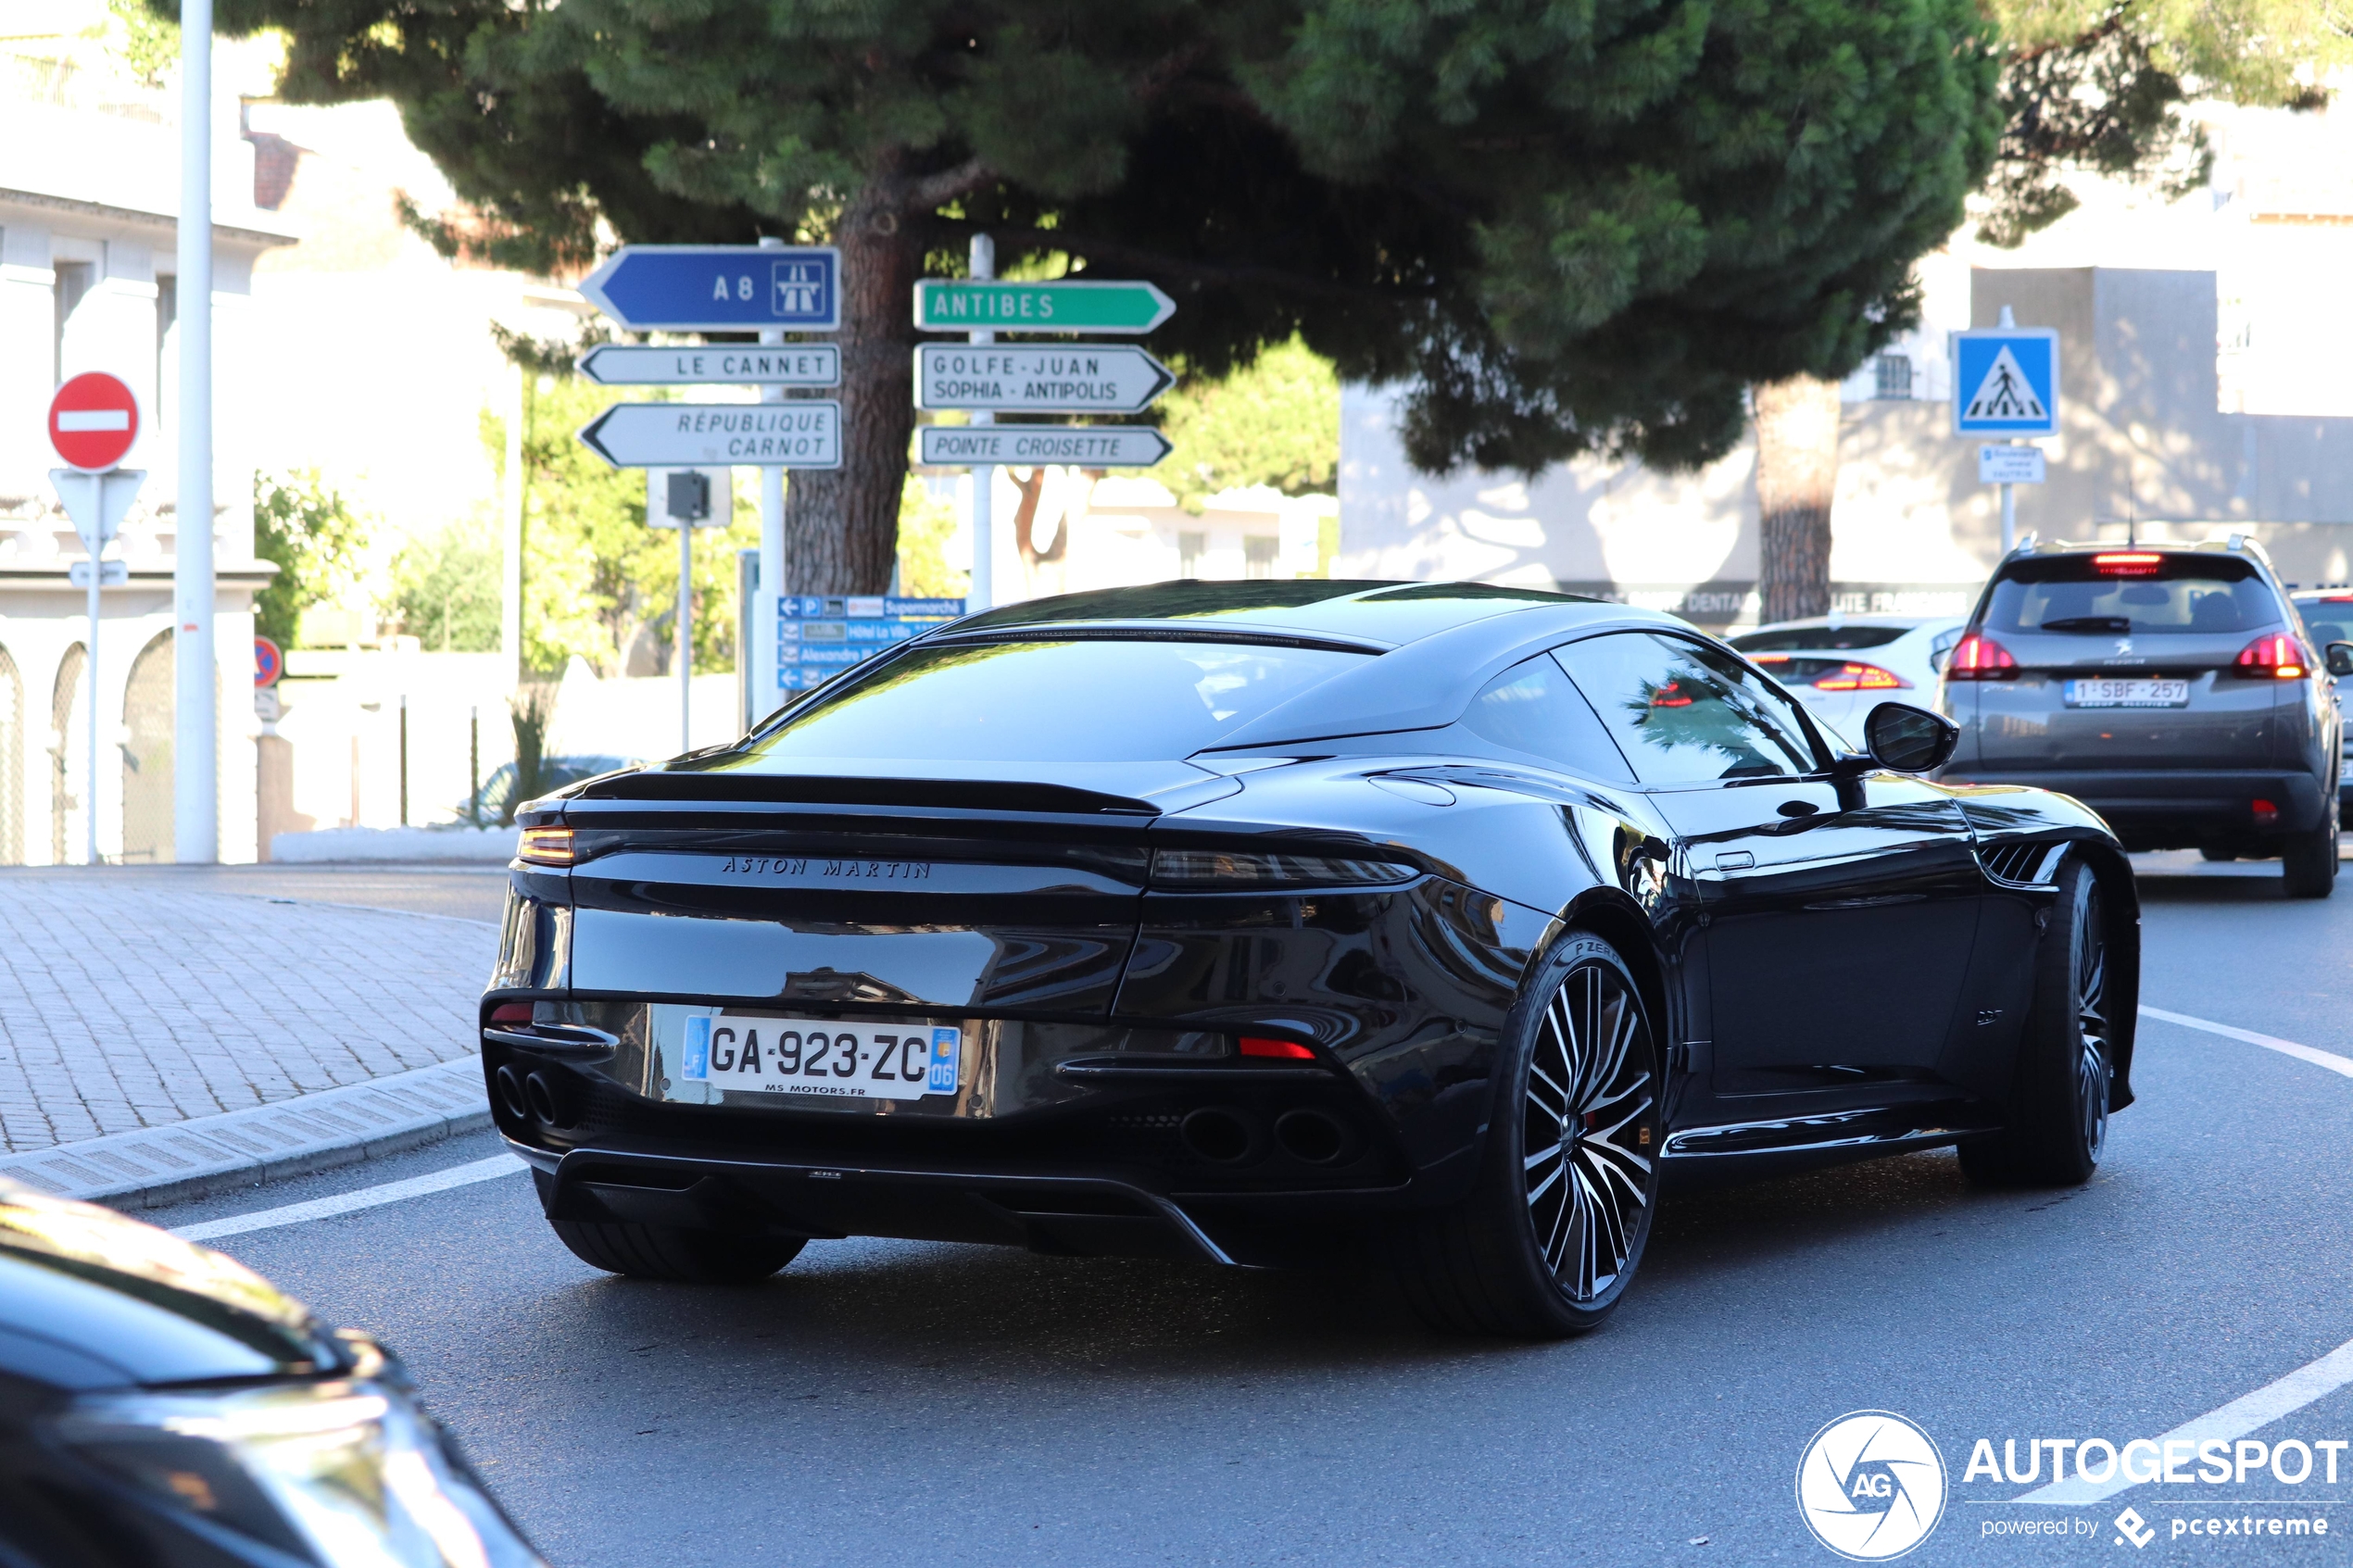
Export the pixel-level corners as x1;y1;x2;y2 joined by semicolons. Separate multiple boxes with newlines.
0;646;22;865
50;644;85;864
121;630;175;863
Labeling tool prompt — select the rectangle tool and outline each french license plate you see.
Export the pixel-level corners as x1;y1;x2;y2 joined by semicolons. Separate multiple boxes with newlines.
678;1015;961;1100
2065;679;2189;709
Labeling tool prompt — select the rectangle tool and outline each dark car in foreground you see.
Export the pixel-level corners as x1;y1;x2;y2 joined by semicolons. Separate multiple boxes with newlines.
0;1184;543;1568
484;581;2140;1338
1936;538;2352;896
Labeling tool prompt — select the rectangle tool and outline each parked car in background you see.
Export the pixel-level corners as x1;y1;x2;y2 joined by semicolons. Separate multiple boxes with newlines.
1938;538;2350;896
458;753;637;826
1727;615;1966;742
0;1183;544;1568
2292;587;2353;828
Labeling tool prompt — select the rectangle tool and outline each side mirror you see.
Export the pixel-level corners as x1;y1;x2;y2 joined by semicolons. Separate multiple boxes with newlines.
1863;701;1959;774
2327;642;2353;678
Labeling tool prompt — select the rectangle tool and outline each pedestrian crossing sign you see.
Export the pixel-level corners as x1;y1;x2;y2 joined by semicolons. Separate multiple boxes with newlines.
1951;327;2059;435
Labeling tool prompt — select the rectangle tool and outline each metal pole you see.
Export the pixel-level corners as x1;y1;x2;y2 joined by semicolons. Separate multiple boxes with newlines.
968;232;995;611
678;519;693;754
469;705;480;826
84;477;101;867
397;694;409;825
499;361;525;691
2001;479;2016;554
173;0;217;863
757;235;786;711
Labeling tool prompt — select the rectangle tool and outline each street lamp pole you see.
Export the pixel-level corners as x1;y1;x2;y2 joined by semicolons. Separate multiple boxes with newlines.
174;0;217;862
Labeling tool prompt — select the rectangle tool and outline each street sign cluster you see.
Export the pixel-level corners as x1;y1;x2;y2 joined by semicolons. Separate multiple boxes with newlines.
780;596;966;692
911;280;1176;464
1952;318;2060;552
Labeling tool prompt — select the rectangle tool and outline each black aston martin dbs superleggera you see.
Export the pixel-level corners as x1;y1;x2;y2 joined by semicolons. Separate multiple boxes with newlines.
484;581;2138;1337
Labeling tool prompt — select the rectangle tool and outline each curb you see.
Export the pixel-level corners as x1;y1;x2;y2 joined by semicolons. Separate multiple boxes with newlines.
0;1058;491;1210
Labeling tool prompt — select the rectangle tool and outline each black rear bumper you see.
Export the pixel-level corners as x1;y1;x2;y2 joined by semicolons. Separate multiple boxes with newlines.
1942;767;2327;847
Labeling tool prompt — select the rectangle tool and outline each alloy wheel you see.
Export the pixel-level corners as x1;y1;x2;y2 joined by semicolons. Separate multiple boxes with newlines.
1521;960;1658;1302
2075;882;2111;1161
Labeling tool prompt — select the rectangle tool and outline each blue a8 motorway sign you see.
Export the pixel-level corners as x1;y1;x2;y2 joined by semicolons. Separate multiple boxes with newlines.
579;245;841;332
1950;327;2059;436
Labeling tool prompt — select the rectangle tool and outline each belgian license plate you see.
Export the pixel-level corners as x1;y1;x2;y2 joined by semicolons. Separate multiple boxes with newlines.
2065;679;2189;709
678;1015;961;1100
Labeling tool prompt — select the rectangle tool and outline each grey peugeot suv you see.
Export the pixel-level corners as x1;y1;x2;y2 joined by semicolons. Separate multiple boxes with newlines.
1937;537;2353;897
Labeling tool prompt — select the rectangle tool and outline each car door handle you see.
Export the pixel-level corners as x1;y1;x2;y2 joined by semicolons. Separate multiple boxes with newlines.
1713;850;1755;871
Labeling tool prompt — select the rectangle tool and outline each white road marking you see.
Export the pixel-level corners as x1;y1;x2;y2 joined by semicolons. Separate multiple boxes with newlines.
172;1154;526;1242
2140;1004;2353;1080
2015;1007;2353;1503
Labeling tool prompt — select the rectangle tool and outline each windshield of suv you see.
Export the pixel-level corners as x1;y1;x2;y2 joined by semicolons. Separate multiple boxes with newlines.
1982;557;2283;635
747;637;1370;760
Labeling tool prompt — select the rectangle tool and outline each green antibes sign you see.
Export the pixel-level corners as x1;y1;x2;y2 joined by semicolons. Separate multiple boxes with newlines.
913;279;1175;334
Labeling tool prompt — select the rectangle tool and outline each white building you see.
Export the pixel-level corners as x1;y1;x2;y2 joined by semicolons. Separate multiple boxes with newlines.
0;17;290;864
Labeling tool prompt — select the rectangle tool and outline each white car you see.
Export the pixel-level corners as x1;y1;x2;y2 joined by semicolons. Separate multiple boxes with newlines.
1726;614;1967;742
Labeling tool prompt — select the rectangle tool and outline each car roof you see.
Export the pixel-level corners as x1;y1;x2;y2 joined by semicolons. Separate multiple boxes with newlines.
944;580;1642;650
1741;614;1956;633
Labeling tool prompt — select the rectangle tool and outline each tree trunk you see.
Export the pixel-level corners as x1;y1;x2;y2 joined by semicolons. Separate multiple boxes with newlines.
785;189;921;594
1752;375;1843;626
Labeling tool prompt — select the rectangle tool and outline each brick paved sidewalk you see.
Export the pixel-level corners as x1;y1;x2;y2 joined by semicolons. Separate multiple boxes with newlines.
0;881;497;1154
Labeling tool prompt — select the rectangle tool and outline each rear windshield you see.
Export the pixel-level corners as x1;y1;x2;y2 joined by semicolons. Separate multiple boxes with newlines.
1729;625;1908;653
747;637;1369;761
1982;557;2283;635
2296;596;2353;646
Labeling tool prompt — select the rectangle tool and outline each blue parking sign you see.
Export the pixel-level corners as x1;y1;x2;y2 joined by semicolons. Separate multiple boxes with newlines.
1951;328;2058;436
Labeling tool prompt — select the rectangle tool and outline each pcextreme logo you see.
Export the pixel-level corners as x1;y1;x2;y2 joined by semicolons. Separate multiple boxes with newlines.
1797;1411;1950;1561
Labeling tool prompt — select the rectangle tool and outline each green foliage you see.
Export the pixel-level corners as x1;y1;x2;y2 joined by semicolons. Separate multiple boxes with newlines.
214;0;2004;521
1155;338;1336;512
387;517;501;653
106;0;178;87
487;374;758;677
895;478;967;600
252;470;370;649
1982;2;2353;245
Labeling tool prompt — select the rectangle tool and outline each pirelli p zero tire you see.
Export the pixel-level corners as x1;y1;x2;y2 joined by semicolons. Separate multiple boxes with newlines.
1389;931;1663;1339
2281;810;2338;899
548;1218;805;1285
1961;857;2113;1188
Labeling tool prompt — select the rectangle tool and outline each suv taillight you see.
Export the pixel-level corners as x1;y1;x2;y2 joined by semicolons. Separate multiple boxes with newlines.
1944;633;2018;681
2234;633;2308;679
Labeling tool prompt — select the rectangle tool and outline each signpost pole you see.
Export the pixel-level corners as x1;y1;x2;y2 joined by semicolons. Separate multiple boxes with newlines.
757;235;786;712
173;0;218;863
2000;464;2017;554
83;474;101;866
678;514;694;754
968;233;995;612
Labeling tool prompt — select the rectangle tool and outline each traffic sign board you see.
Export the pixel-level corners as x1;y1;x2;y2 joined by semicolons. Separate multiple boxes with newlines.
576;401;841;469
255;636;283;688
68;558;128;588
49;372;140;470
49;467;145;549
914;345;1174;414
577;344;839;387
1952;328;2059;436
579;245;841;332
918;425;1170;468
913;279;1175;334
1978;445;2046;484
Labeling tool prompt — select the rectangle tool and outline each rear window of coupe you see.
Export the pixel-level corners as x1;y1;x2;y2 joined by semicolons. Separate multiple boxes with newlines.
746;637;1370;761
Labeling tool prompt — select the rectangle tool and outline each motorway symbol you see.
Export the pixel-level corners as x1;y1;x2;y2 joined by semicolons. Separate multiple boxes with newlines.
49;371;140;470
579;245;841;332
577;401;842;469
914;344;1175;414
577;344;840;387
1951;328;2059;436
255;636;283;688
913;279;1176;334
918;424;1171;468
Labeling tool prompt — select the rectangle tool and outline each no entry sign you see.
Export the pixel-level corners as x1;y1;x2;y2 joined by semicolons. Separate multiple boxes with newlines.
49;372;140;470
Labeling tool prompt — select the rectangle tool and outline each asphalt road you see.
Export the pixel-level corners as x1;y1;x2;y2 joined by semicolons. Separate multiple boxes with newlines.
140;851;2353;1566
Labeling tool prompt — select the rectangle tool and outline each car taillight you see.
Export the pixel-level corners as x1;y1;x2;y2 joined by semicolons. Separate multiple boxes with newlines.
1812;662;1907;691
1239;1035;1316;1060
1944;633;2019;680
2233;633;2308;679
518;825;575;864
2094;553;2165;576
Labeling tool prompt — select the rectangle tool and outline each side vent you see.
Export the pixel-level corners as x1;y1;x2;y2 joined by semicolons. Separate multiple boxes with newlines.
1979;841;2062;888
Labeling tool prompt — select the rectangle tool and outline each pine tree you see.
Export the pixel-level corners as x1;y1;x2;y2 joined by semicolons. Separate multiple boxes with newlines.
207;0;2000;594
